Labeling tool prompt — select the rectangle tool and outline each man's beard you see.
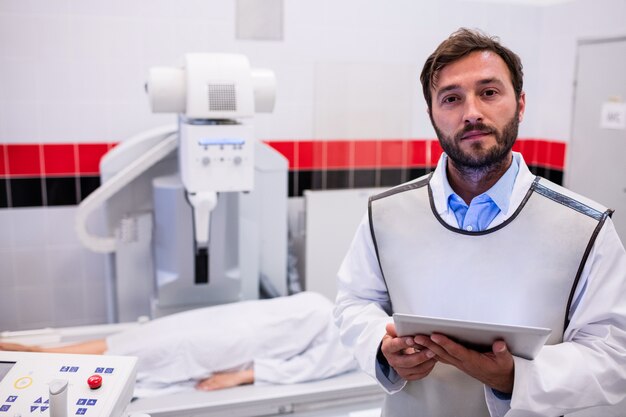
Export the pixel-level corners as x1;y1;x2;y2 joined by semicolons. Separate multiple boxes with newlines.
432;109;520;174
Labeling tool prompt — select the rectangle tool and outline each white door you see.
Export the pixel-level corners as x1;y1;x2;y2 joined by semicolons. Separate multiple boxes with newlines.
565;36;626;417
566;37;626;243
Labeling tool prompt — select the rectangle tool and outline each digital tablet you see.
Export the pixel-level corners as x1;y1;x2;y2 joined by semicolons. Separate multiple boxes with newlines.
393;313;552;360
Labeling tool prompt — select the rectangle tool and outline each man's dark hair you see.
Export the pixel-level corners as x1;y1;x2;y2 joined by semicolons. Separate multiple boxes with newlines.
420;28;524;112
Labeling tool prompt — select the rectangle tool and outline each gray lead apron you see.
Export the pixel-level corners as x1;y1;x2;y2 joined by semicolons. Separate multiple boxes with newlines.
369;175;612;417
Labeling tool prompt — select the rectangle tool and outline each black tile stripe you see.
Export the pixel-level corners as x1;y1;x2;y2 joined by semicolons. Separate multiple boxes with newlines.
0;175;101;208
45;177;79;206
326;170;350;190
10;178;43;208
294;170;312;197
353;169;377;189
79;176;101;202
0;179;7;208
288;171;296;198
380;169;403;187
527;165;563;186
408;168;429;181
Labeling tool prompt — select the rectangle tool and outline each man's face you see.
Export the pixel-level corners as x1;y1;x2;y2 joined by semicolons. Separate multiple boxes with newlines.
429;50;525;170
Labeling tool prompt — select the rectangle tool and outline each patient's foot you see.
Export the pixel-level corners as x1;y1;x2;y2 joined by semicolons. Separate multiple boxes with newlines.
0;342;42;352
195;369;254;391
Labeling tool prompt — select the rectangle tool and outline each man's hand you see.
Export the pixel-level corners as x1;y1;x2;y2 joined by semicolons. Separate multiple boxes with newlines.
195;369;254;391
381;323;437;381
414;333;514;393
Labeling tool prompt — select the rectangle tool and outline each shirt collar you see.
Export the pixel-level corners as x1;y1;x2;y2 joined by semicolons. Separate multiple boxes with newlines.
441;153;520;213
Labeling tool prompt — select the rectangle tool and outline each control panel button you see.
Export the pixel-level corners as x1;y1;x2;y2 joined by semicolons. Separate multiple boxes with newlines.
87;375;102;390
13;376;33;389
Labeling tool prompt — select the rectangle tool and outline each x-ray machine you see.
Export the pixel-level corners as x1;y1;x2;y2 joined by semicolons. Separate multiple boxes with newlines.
75;54;289;321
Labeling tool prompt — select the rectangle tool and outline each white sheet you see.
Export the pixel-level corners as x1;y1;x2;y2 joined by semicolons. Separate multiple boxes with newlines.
106;292;358;390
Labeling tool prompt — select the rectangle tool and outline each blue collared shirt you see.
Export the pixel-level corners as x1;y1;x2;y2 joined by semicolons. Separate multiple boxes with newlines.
442;153;520;400
442;154;520;232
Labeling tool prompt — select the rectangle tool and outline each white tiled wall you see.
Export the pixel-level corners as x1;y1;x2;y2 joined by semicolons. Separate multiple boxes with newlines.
313;63;415;139
536;0;626;140
1;0;625;330
0;207;108;330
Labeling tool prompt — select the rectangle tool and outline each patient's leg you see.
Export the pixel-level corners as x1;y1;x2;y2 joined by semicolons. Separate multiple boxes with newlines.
0;342;42;352
0;339;107;355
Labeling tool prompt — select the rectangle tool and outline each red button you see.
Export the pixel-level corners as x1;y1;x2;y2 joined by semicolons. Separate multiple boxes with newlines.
87;374;102;390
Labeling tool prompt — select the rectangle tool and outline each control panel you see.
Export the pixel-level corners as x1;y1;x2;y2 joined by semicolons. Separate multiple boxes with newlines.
0;351;137;417
179;121;255;194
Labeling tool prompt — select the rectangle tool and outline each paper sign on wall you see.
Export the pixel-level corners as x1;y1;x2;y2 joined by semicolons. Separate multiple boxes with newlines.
600;102;626;130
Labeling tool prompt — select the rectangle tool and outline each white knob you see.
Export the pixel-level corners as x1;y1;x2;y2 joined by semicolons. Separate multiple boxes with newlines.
49;379;68;417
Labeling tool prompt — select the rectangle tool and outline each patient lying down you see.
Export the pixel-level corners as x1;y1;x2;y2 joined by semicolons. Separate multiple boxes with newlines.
1;292;357;392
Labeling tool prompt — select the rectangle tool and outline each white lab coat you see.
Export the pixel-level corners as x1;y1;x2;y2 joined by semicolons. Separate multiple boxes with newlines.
334;153;626;416
107;291;357;387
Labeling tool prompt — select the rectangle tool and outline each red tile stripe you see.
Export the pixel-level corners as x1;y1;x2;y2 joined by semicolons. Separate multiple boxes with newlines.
43;144;77;176
0;139;565;178
1;143;116;178
77;144;112;175
511;139;566;170
6;144;42;176
0;144;6;176
265;139;565;171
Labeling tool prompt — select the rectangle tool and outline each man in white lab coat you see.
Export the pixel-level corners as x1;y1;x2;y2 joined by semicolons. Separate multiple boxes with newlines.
334;28;626;416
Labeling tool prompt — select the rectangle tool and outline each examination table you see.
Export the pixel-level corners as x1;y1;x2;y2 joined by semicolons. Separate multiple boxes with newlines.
1;323;383;417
